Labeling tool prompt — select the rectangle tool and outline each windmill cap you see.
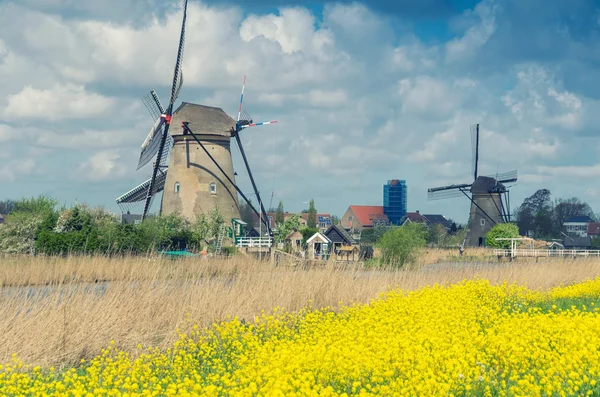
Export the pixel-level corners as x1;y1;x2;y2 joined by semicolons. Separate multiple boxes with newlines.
170;102;236;137
471;176;507;194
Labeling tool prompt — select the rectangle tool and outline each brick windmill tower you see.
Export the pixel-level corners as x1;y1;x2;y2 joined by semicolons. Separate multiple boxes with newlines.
159;103;240;222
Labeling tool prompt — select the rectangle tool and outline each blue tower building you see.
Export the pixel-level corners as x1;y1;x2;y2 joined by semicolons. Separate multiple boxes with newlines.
383;179;407;225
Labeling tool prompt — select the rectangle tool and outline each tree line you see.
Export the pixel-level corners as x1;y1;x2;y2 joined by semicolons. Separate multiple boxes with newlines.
0;196;228;255
513;189;596;239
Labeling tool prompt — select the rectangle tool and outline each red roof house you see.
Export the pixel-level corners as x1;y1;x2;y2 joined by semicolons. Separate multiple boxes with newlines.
340;205;388;232
588;222;600;237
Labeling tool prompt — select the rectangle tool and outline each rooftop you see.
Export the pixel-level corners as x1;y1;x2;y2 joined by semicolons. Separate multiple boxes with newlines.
565;215;594;223
349;205;387;227
171;102;235;137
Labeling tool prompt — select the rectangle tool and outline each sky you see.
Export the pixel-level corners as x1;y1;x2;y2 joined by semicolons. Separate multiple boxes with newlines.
1;0;600;223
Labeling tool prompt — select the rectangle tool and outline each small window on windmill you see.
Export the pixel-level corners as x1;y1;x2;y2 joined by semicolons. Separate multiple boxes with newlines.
175;182;180;193
480;219;485;226
209;182;217;195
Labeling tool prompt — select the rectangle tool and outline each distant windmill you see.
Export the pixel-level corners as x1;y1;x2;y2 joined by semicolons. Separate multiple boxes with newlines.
427;124;518;247
116;0;189;219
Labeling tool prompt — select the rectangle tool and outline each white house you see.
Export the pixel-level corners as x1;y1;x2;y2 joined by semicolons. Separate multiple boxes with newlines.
564;215;594;237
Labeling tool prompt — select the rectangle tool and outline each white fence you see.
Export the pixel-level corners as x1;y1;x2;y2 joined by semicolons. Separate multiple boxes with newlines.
493;249;600;258
236;237;273;248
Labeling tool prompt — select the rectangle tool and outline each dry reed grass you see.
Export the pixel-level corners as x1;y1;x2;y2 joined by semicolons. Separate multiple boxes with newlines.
1;252;600;368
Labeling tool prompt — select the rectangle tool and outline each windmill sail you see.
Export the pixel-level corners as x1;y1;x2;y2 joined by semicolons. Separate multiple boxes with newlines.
169;0;187;107
117;172;168;205
137;90;168;169
141;0;189;219
116;0;189;218
137;118;167;169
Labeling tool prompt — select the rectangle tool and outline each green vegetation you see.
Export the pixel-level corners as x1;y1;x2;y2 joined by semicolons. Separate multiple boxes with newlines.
0;196;226;255
376;223;427;268
307;199;317;229
485;222;520;248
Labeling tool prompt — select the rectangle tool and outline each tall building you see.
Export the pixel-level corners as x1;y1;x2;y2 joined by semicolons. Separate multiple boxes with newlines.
383;179;407;225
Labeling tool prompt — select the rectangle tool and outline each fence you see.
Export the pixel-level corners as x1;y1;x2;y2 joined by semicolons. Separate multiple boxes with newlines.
493;249;600;258
235;237;273;248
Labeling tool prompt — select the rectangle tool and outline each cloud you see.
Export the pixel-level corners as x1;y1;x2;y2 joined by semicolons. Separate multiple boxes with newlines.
3;0;600;224
536;164;600;179
75;151;129;182
0;159;36;182
5;84;115;121
446;0;499;62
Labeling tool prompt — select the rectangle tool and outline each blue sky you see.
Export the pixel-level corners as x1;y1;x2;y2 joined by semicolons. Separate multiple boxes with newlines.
1;0;600;223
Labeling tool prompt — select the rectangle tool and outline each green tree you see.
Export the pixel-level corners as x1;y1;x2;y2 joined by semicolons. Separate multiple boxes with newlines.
307;199;317;229
301;227;319;247
360;224;388;244
0;196;59;254
377;223;427;268
277;213;301;243
485;223;520;249
427;223;448;246
275;201;285;225
239;202;256;231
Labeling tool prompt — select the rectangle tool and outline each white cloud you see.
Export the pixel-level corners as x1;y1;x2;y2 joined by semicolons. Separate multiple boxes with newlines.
76;151;127;181
240;8;319;54
398;76;457;115
536;164;600;179
0;159;36;182
0;124;22;143
2;0;600;224
446;0;498;62
5;84;115;121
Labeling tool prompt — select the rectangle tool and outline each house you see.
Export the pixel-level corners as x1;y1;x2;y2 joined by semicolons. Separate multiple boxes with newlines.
306;232;332;260
400;211;428;225
563;236;592;250
300;213;333;232
564;215;594;237
121;212;143;225
340;205;388;237
323;224;358;261
324;224;356;249
284;230;303;253
548;241;564;250
588;222;600;238
422;214;453;230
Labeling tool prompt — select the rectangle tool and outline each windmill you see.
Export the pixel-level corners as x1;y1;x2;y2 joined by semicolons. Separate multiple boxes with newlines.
171;75;278;235
116;0;189;219
427;124;518;247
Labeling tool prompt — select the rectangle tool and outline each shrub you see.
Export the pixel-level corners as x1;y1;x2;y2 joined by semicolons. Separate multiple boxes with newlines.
486;223;520;249
377;223;427;269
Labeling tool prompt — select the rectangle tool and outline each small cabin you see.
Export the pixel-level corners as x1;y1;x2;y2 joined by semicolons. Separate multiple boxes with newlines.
284;230;303;253
306;232;331;260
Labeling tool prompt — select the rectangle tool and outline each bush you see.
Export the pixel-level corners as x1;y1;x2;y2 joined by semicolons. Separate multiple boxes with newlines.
485;223;520;249
376;223;427;269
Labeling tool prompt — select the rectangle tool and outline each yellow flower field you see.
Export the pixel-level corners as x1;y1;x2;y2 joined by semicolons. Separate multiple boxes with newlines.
2;278;600;396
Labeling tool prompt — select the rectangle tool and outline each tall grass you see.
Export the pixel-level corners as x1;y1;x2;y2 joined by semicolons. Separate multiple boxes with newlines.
1;252;600;368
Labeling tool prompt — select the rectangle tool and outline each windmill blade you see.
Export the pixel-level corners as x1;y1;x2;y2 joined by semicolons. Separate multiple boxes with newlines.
470;124;479;181
141;0;188;220
483;169;517;182
141;90;165;121
137;118;166;170
237;75;246;122
427;183;472;201
428;188;470;201
168;0;188;107
116;171;168;204
241;120;278;129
